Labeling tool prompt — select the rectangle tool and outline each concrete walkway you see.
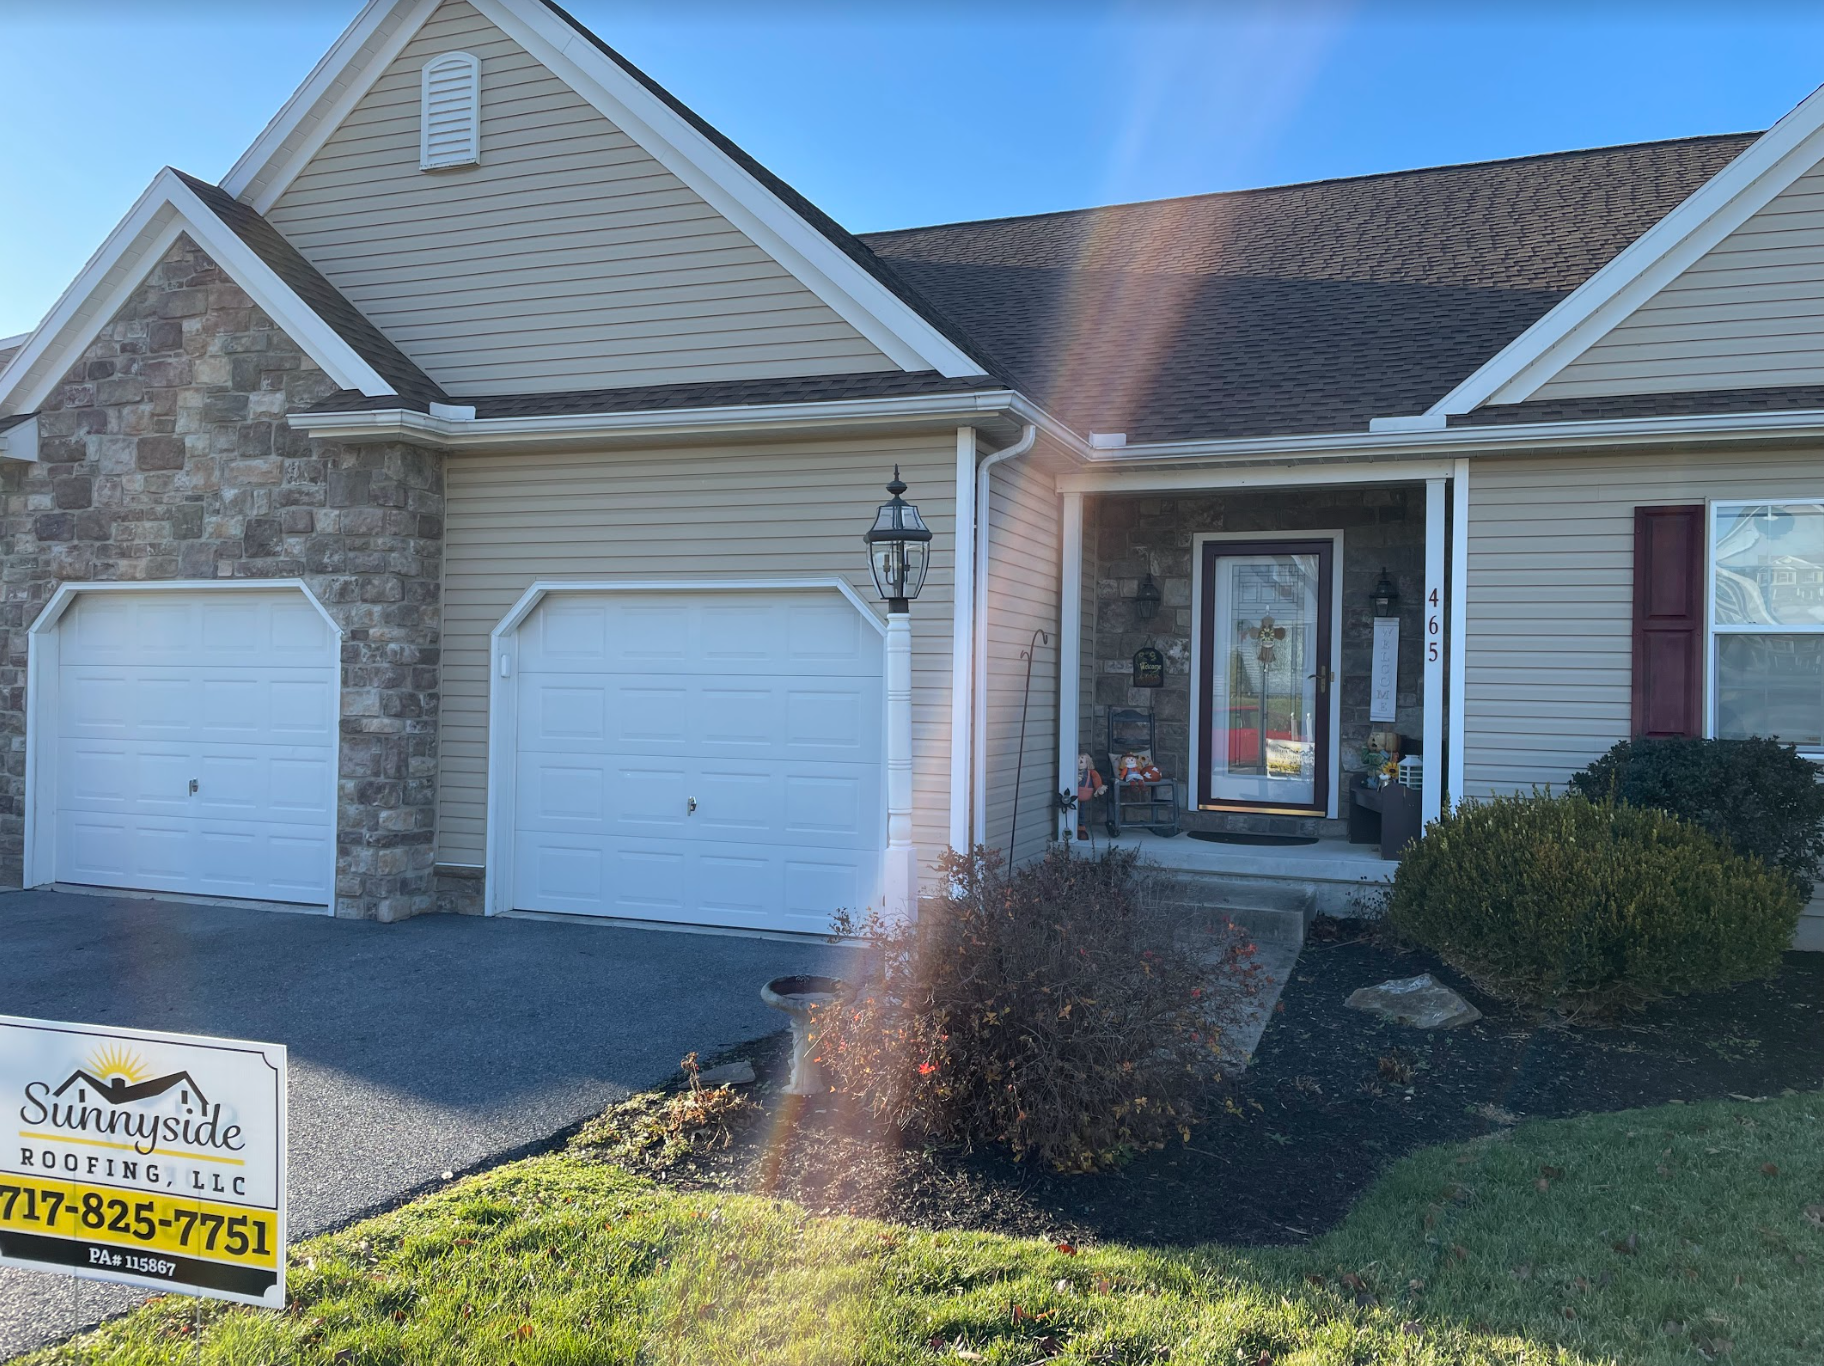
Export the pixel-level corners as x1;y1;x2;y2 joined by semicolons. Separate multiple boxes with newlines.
0;890;853;1358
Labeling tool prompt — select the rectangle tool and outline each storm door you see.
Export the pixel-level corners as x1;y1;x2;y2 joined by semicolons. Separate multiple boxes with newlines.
1198;539;1334;814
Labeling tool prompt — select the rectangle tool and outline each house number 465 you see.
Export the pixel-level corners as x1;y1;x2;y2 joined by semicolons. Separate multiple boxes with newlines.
1427;587;1441;663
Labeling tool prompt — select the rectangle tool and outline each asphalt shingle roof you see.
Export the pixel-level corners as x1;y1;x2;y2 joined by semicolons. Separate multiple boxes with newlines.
860;134;1760;443
186;13;1771;448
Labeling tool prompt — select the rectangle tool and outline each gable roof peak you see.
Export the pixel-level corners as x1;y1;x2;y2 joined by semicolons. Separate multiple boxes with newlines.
219;0;994;381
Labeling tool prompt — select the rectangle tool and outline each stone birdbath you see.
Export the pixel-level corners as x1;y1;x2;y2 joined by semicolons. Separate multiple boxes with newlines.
760;975;848;1096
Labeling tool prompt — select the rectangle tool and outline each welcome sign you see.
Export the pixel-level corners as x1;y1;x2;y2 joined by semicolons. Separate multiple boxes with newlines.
0;1016;286;1306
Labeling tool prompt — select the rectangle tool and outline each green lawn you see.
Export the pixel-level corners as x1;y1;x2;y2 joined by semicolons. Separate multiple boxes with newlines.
18;1091;1822;1365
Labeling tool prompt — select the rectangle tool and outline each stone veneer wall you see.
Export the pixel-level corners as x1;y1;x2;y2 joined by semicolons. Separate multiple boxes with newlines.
0;236;444;920
1085;487;1426;833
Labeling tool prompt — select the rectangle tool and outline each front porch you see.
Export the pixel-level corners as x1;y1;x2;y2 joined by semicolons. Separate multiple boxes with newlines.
1052;458;1466;920
1096;828;1396;939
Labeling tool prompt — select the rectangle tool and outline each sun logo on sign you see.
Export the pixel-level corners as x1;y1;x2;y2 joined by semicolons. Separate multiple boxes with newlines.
84;1045;149;1087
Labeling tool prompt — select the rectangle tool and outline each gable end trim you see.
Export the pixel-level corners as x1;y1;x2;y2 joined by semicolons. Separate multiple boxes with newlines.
218;0;984;380
1427;85;1824;416
473;0;981;377
0;169;395;415
223;0;443;208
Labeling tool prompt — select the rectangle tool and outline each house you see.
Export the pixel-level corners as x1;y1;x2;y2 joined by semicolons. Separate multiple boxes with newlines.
1;0;1820;951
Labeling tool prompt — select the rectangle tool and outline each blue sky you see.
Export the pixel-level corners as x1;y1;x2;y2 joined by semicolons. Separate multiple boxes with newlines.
2;1;1822;339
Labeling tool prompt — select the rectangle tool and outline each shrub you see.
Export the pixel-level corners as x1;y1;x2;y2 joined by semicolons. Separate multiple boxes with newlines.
1569;736;1824;900
815;845;1264;1172
1387;792;1799;1014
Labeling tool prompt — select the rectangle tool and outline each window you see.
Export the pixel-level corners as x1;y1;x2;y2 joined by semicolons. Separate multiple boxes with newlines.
420;52;480;170
1710;501;1824;750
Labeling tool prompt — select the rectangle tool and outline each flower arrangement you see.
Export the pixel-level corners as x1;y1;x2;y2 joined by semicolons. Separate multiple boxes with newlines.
1357;742;1400;788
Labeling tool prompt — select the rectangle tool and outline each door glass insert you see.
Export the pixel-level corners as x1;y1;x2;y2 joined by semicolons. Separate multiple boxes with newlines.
1204;550;1325;809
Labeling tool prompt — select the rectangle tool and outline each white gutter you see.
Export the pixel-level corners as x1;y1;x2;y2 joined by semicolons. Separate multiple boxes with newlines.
1077;406;1824;471
970;423;1039;845
290;388;1043;449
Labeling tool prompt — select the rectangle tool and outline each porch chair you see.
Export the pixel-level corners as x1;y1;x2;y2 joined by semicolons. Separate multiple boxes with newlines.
1105;706;1180;838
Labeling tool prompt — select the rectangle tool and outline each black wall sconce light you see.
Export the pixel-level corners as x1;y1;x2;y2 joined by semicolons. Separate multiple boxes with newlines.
1133;571;1162;623
1371;568;1400;618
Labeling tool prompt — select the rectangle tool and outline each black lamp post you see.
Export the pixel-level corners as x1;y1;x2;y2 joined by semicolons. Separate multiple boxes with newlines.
862;467;930;920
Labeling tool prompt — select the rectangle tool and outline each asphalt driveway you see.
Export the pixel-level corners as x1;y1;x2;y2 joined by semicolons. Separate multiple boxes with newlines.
0;889;853;1358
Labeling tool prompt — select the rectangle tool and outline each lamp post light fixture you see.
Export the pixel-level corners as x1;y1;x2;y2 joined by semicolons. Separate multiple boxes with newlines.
864;467;933;611
1371;568;1400;618
863;467;931;922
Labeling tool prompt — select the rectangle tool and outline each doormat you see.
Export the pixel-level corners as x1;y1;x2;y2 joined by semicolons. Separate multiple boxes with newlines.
1188;831;1319;847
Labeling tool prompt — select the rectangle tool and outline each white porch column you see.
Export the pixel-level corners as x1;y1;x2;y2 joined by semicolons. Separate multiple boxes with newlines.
1447;459;1470;810
1422;477;1446;825
885;608;918;919
1057;492;1085;842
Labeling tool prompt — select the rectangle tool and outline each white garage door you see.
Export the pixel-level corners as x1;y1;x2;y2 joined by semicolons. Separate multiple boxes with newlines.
511;590;884;933
51;589;336;905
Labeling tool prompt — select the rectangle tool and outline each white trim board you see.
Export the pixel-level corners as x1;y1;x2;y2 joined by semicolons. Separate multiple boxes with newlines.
217;0;983;380
1188;530;1346;823
1427;85;1824;415
0;169;395;419
23;580;344;912
1446;461;1469;809
481;577;889;919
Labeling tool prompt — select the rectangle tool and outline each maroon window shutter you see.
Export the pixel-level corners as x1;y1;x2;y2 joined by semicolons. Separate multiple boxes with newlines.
1631;504;1704;739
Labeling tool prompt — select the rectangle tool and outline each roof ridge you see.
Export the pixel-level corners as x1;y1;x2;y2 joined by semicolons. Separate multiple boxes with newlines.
859;131;1764;241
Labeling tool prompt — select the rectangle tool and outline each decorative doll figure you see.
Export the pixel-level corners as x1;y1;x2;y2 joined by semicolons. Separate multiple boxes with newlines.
1074;752;1106;839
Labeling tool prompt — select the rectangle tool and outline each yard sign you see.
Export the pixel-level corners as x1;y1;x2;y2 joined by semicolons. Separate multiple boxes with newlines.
0;1015;286;1306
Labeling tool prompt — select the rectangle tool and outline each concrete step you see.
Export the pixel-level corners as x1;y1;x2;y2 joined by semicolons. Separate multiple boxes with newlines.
1152;875;1314;946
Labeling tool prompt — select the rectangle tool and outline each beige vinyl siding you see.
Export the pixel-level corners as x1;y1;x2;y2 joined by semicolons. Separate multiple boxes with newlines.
438;432;958;887
1537;161;1824;399
1462;447;1824;947
265;0;895;395
981;451;1063;866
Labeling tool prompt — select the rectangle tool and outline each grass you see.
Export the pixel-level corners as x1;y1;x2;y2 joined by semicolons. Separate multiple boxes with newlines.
17;1091;1822;1365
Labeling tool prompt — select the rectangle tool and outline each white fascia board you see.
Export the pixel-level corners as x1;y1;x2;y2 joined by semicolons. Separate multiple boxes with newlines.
0;332;30;352
467;0;982;380
0;416;38;463
0;170;395;416
1058;406;1824;490
289;387;1027;448
1428;85;1824;416
223;0;437;207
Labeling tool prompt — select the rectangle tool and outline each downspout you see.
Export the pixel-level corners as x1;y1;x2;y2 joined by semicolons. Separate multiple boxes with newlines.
970;423;1039;846
948;428;976;858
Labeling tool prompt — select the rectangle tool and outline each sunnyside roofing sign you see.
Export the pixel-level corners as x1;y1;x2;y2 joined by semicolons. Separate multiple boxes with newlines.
0;1015;286;1306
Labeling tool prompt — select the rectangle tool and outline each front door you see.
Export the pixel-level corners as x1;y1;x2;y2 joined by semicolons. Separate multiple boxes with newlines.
1198;539;1334;814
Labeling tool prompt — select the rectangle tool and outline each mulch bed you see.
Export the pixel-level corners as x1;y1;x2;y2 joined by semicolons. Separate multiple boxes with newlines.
582;921;1824;1250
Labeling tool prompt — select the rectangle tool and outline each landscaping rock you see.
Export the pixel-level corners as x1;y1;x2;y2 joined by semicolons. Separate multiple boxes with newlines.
1345;974;1482;1029
696;1060;756;1086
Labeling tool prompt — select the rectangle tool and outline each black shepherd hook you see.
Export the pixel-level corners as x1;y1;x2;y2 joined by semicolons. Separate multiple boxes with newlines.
1009;628;1051;868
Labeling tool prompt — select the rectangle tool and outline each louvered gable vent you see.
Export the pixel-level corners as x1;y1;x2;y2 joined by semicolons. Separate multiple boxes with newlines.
420;52;480;170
